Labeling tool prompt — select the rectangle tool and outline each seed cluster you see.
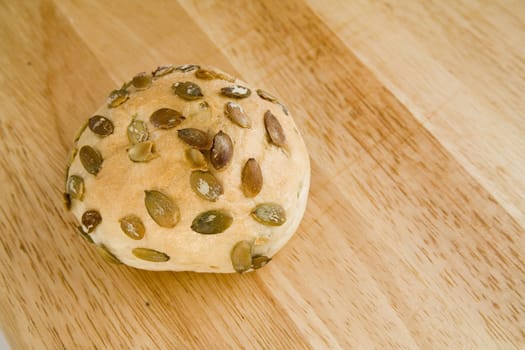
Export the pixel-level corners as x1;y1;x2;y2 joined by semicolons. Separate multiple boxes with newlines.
65;64;292;271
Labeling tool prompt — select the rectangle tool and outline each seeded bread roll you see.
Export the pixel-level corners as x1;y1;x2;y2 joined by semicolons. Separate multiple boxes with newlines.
64;64;310;273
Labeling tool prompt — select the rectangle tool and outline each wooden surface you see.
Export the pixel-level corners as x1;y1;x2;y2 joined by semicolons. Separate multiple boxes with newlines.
1;0;524;348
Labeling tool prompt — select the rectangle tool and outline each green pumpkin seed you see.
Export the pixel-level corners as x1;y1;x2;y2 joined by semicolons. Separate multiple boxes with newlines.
185;148;207;169
128;141;158;162
224;102;251;128
131;72;153;89
63;192;71;210
210;130;233;171
177;128;211;150
119;215;145;240
175;64;200;73
150;108;185;129
88;115;114;136
96;245;122;264
241;158;262;197
66;175;84;200
152;65;175;78
231;240;252;273
74;120;89;143
264;110;286;147
107;89;129;108
132;248;170;262
127;118;149;144
256;89;278;103
220;85;251;99
172;81;203;100
144;190;180;228
77;225;94;244
79;145;103;175
190;171;223;202
82;210;102;233
251;203;286;226
252;255;271;270
195;68;235;82
191;210;233;234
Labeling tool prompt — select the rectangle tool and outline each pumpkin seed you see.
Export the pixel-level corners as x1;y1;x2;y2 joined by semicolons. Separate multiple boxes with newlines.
251;203;286;226
79;145;103;175
131;72;153;89
150;108;185;129
210;131;233;171
74;120;89;143
190;171;223;202
63;192;71;210
132;248;170;262
220;85;251;98
185;148;207;169
175;64;200;73
172;81;203;100
121;79;133;91
144;190;180;228
264;110;286;147
256;89;278;103
96;245;122;264
152;65;175;78
177;128;212;150
88;115;114;136
77;225;94;244
82;210;102;233
191;210;233;234
231;240;252;273
224;102;251;128
195;68;235;82
241;158;262;197
127;118;149;144
119;215;145;240
252;255;271;270
128;141;158;162
107;89;129;108
66;175;84;200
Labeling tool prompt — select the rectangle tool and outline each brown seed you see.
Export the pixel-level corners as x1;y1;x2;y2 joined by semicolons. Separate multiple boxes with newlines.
252;255;271;270
175;64;200;73
251;203;286;226
96;245;122;264
77;226;94;244
79;145;103;175
210;131;233;171
264;110;286;147
190;171;223;202
256;89;279;103
185;148;207;169
231;241;252;273
119;215;145;240
107;89;129;108
66;175;84;200
82;210;102;233
144;190;180;228
128;141;158;162
131;72;153;89
150;108;185;129
224;102;251;128
132;248;170;262
172;81;203;100
220;85;251;98
241;158;262;197
177;128;212;150
195;68;235;82
127;118;149;144
191;210;233;234
88;115;114;136
152;65;175;78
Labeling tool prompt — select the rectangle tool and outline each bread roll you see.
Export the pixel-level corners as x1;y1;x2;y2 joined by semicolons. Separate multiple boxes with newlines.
64;64;310;273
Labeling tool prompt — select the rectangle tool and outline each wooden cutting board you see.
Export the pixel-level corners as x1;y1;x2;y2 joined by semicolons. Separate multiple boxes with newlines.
1;1;524;348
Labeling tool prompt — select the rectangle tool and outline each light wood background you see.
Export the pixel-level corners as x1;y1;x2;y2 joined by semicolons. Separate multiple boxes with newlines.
1;0;524;348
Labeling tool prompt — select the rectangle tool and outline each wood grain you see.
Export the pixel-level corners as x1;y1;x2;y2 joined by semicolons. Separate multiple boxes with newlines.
1;0;524;348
